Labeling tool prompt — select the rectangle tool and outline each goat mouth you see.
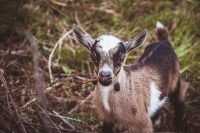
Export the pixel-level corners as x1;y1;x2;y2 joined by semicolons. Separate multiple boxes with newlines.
99;77;112;86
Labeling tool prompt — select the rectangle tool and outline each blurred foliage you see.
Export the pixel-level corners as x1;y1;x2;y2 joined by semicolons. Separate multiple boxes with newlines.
0;0;200;132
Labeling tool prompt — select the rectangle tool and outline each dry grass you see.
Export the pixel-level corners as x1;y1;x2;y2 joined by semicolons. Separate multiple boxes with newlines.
0;0;200;132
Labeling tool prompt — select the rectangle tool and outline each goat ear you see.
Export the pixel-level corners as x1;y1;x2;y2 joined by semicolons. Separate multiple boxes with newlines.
125;29;148;53
72;24;95;51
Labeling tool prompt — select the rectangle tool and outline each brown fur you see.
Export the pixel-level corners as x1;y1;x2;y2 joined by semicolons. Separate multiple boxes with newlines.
138;41;180;97
138;22;188;131
93;64;162;133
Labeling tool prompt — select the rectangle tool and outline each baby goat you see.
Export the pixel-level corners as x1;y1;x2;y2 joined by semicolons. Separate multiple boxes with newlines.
72;22;187;133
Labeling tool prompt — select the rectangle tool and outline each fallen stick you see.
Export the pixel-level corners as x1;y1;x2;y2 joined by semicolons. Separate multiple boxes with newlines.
20;78;97;110
53;111;75;130
69;93;93;114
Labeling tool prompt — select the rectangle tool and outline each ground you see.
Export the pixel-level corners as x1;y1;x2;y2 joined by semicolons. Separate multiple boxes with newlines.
0;0;200;133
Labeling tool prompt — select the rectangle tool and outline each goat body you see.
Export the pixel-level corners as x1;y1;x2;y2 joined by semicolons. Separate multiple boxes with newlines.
72;21;188;133
93;22;187;133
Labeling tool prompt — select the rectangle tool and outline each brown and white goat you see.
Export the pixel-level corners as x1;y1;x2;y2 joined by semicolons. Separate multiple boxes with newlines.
72;22;187;133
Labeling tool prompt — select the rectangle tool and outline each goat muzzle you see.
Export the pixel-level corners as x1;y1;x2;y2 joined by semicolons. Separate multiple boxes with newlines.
99;76;112;86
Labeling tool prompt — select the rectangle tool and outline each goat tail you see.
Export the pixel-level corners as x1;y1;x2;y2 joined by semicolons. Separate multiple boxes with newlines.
156;21;171;43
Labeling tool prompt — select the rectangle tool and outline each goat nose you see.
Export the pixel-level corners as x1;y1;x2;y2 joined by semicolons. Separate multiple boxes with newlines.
99;71;111;77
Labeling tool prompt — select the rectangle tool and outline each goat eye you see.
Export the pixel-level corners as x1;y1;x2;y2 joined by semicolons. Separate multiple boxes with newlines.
113;52;125;66
119;56;125;62
118;55;125;63
91;52;100;65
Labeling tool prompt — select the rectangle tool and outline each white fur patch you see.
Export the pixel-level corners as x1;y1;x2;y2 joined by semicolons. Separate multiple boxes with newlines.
99;84;112;112
97;35;121;52
148;82;167;117
156;21;165;29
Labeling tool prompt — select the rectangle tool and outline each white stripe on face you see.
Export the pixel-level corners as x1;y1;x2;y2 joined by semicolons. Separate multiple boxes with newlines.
97;35;122;53
98;64;113;77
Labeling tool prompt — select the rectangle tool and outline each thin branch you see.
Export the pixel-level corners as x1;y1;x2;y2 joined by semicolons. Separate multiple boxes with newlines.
0;69;11;113
23;30;48;106
69;93;93;114
0;68;27;133
23;29;53;133
20;78;97;110
48;29;73;83
48;111;82;123
53;111;75;130
50;111;95;131
34;100;62;133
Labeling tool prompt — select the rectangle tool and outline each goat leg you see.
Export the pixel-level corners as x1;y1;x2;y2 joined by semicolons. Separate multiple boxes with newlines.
170;78;189;132
102;122;114;133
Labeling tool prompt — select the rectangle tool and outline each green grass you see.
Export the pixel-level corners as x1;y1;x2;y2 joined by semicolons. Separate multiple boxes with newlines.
1;0;200;132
